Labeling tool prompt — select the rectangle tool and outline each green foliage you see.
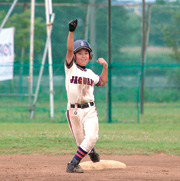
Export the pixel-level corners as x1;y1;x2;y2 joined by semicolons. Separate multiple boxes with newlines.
126;14;141;46
162;9;180;62
1;2;178;65
96;6;142;62
155;0;167;5
144;88;180;102
1;3;180;128
150;6;172;46
0;9;46;62
168;68;180;86
150;2;180;62
111;88;137;102
0;10;6;20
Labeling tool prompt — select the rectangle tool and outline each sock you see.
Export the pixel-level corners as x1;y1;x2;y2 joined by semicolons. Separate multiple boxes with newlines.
71;146;87;163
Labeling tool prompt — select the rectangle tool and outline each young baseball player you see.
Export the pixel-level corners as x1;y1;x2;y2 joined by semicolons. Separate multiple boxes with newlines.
65;19;108;173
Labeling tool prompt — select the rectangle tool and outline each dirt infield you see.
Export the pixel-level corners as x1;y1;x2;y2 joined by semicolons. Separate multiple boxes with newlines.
0;154;180;181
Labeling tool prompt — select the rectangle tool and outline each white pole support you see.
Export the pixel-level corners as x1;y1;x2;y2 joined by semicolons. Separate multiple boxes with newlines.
0;0;18;33
30;14;55;119
45;0;54;118
48;0;53;14
29;0;35;114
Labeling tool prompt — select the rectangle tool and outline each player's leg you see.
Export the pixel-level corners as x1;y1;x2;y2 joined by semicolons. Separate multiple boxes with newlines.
80;106;100;162
66;108;86;173
66;146;87;173
66;109;85;145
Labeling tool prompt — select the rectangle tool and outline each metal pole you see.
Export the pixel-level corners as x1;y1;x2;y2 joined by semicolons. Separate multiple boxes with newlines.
84;5;90;40
145;5;151;57
89;0;97;61
45;0;54;118
141;0;145;114
47;0;52;14
29;0;35;116
0;0;18;33
107;0;112;123
30;14;55;119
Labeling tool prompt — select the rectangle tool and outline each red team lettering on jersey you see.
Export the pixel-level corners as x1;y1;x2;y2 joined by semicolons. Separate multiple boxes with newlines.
70;76;94;86
65;58;101;104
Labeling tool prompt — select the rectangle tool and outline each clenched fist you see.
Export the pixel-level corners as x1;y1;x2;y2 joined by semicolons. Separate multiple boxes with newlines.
69;19;78;32
96;58;108;68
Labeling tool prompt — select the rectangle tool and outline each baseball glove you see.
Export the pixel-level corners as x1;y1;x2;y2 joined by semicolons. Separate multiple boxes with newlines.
69;19;78;32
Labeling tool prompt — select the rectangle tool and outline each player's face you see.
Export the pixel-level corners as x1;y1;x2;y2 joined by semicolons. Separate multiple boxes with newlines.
75;48;90;66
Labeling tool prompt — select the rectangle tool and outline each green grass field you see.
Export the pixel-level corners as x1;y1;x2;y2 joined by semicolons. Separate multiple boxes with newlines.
0;122;179;155
0;99;179;156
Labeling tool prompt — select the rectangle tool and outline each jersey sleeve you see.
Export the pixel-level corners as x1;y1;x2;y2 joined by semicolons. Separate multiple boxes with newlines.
95;76;102;87
65;57;74;69
90;70;102;87
65;57;77;78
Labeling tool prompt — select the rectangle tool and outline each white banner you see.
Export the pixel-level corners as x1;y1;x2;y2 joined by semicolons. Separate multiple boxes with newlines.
0;27;14;81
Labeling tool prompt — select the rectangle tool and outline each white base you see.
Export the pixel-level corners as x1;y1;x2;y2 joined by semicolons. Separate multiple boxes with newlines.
80;160;126;170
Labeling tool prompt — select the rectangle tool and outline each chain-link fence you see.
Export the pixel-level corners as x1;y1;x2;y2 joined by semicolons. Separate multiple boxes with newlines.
0;1;180;123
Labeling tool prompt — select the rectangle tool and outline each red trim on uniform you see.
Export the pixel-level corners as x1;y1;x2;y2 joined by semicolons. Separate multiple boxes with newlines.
67;110;75;139
96;76;102;87
77;65;87;71
65;59;74;69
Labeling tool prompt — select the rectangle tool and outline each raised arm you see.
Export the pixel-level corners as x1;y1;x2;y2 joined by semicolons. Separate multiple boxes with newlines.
96;58;108;86
66;19;78;64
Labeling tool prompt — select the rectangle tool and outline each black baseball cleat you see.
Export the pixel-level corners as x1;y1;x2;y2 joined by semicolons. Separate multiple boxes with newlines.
88;149;100;163
66;158;84;173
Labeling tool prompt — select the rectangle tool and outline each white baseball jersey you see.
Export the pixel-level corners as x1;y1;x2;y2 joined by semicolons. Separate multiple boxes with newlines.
65;58;102;104
65;58;100;152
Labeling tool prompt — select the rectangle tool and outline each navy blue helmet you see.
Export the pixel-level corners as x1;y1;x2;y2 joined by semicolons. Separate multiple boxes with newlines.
74;40;93;60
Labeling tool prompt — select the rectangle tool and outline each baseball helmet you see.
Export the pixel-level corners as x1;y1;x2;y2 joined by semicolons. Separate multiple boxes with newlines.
74;40;93;60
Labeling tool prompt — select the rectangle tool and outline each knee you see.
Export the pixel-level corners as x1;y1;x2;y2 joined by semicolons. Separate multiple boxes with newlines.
81;134;99;152
88;134;98;145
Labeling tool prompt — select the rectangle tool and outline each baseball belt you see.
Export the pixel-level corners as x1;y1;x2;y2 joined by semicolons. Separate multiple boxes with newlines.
70;102;94;109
